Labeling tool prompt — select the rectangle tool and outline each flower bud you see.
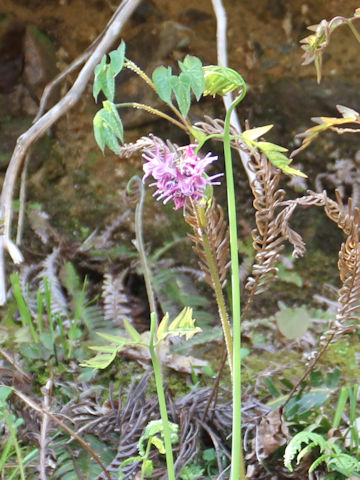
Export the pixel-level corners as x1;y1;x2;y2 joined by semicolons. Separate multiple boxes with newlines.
203;65;246;97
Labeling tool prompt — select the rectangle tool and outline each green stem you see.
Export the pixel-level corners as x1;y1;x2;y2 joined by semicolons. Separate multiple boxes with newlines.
7;418;26;480
133;177;158;322
194;203;233;375
140;438;153;480
149;313;176;480
124;59;157;91
117;102;188;133
347;20;360;44
194;132;247;152
223;90;247;480
124;59;192;131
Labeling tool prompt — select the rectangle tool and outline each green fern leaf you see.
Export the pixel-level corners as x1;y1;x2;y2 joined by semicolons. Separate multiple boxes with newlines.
284;431;327;471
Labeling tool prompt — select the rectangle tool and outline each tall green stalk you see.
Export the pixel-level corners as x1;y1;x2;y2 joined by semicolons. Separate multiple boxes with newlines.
149;313;176;480
131;176;176;479
223;91;247;480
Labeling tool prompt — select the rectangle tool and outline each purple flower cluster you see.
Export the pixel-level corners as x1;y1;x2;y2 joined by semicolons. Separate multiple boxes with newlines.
142;138;221;211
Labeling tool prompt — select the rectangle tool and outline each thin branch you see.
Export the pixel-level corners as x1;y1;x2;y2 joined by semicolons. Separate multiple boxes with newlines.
16;151;30;246
0;347;32;382
0;0;142;305
33;1;129;122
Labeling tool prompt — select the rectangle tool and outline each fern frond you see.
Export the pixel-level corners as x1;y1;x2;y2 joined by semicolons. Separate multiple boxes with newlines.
194;115;243;149
284;431;327;472
102;271;133;325
245;154;287;308
184;198;230;289
336;221;360;330
18;264;40;317
326;453;360;475
277;190;360;333
36;248;68;317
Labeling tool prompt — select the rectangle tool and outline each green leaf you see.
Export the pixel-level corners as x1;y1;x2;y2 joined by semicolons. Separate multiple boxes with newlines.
277;264;303;287
93;106;123;154
93;58;114;102
142;419;165;439
0;386;13;404
93;112;106;152
326;453;360;476
93;42;125;102
257;141;288;152
109;41;126;76
103;101;124;141
242;125;273;141
203;65;246;97
178;55;204;101
276;307;310;339
96;332;129;346
157;312;169;342
168;307;202;340
93;55;107;102
105;66;115;101
142;459;154;477
119;455;143;469
265;150;307;178
151;436;165;454
284;431;327;471
88;345;122;353
189;127;208;148
285;389;330;418
152;66;173;105
80;350;117;369
123;318;142;343
170;73;191;118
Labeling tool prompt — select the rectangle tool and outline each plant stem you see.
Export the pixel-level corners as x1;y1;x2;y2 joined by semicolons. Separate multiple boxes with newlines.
194;203;233;375
7;418;26;480
124;59;192;130
149;313;176;480
348;20;360;44
117;102;188;132
132;176;158;323
223;91;247;480
140;438;153;480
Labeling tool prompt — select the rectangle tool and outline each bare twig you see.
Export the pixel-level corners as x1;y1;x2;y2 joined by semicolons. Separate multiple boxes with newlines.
16;151;30;246
0;347;32;382
0;0;142;305
33;1;129;122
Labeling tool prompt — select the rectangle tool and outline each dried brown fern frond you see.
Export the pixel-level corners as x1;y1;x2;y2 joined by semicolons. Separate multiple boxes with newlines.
195;115;246;151
274;189;360;331
245;154;287;309
184;198;230;289
335;211;360;330
275;190;357;255
118;135;157;158
281;197;360;407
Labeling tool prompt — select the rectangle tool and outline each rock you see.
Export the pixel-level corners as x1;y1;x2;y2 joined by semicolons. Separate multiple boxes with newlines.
23;25;58;100
0;18;25;94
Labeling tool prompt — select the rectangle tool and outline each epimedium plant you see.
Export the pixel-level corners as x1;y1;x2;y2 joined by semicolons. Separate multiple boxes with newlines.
89;40;305;480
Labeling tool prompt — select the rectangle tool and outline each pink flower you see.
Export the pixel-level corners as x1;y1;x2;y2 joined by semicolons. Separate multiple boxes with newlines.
142;138;222;210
